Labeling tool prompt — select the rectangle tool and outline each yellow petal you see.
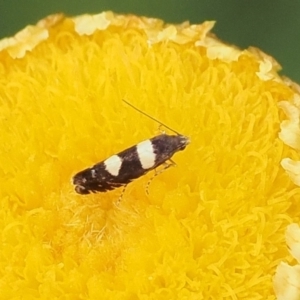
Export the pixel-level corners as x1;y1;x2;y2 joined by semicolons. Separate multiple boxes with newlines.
274;262;300;300
286;223;300;263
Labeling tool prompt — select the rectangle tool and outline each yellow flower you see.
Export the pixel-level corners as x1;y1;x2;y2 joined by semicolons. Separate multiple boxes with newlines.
0;11;299;299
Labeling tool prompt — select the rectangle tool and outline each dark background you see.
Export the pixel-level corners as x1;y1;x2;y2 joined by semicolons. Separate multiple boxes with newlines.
0;0;299;82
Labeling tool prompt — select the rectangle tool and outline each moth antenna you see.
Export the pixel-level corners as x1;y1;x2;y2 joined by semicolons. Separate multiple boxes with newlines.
122;99;180;135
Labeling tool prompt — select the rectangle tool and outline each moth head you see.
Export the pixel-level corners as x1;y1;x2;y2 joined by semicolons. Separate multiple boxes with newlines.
177;135;190;151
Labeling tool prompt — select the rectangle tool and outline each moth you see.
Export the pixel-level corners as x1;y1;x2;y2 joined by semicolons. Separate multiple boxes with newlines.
72;100;190;194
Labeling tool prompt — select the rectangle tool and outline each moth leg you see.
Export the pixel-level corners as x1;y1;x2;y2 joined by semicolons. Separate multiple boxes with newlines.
168;158;176;167
146;160;176;194
117;184;128;203
158;124;166;134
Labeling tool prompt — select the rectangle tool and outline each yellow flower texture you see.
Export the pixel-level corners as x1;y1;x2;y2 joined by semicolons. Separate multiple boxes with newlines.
1;11;300;299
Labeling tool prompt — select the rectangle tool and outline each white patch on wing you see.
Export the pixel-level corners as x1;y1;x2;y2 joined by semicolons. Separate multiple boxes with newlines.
136;140;155;169
91;169;97;178
104;155;122;176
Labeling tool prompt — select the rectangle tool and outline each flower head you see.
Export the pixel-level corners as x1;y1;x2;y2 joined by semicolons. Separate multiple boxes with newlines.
0;11;299;299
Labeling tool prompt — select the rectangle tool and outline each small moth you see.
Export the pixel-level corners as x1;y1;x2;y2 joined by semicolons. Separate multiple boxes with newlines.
72;100;190;194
